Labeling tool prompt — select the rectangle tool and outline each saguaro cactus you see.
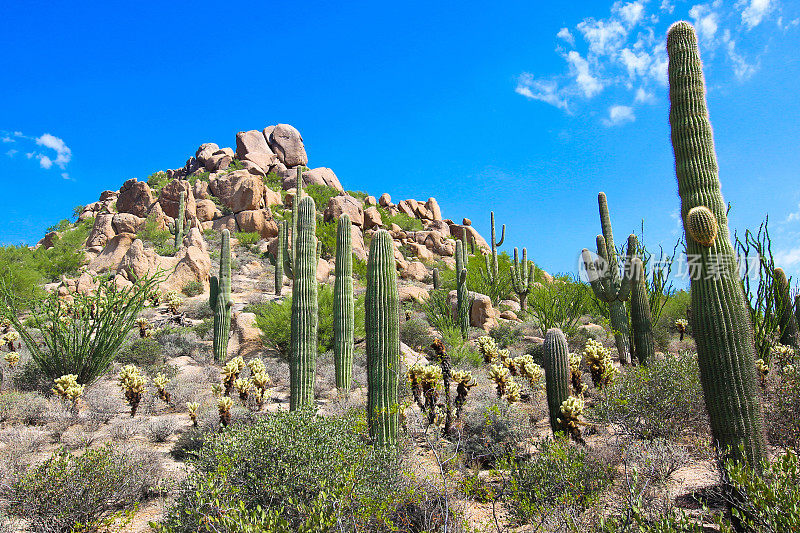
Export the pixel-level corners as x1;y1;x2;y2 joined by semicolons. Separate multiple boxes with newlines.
291;166;304;269
480;211;505;289
455;238;470;339
774;268;800;350
543;328;570;436
366;229;400;447
334;214;355;392
667;21;765;466
289;196;318;411
629;251;655;365
432;268;440;290
210;229;233;362
510;247;534;312
582;194;635;364
273;221;286;295
168;191;187;247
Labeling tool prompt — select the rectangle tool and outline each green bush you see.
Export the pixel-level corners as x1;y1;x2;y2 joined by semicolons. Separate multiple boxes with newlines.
504;437;614;523
0;391;48;425
654;289;691;350
316;220;337;258
264;171;283;190
181;281;204;297
352;255;368;281
467;252;513;305
423;288;457;334
192;317;214;340
489;322;523;349
526;275;591;335
187;171;210;186
401;316;434;351
234;231;261;247
156;409;406;531
137;216;172;252
7;444;157;532
589;351;707;441
461;398;530;467
147;171;170;193
117;337;166;371
227;158;245;171
253;284;365;358
346;190;369;200
304;184;339;212
377;206;423;232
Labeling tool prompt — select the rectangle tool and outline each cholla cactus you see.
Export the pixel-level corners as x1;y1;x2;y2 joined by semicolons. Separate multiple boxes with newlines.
0;318;11;333
218;396;233;427
154;372;171;403
583;339;617;388
452;370;476;418
489;364;514;399
755;359;769;389
148;290;162;307
164;290;182;315
234;378;252;404
52;374;85;405
4;351;20;368
407;365;425;410
117;365;146;417
515;354;544;390
247;357;266;376
476;336;499;363
557;396;586;444
568;352;587;395
211;384;223;398
420;365;443;425
186;401;200;427
675;318;688;341
221;356;246;396
2;331;19;351
497;349;514;373
136;317;150;338
251;371;270;410
772;343;796;371
506;381;522;403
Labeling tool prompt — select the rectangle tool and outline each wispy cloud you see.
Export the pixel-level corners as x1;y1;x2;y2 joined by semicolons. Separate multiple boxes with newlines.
739;0;774;29
603;104;636;126
557;27;575;45
515;73;570;110
2;130;74;176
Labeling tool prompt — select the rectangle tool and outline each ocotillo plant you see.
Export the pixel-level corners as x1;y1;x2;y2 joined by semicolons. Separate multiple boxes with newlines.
334;214;355;392
274;221;286;295
168;191;187;248
510;247;534;312
667;21;765;466
289;196;318;411
210;229;233;361
366;229;400;447
582;196;635;364
543;328;570;436
455;238;470;339
480;211;505;289
774;268;800;350
630;254;655;365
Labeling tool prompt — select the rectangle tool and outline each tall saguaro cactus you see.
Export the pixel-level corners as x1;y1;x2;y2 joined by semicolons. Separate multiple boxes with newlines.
667;21;765;466
543;328;570;436
290;166;304;271
169;191;187;248
480;211;505;289
510;247;534;312
455;238;470;339
366;229;400;447
289;196;318;411
210;229;233;362
629;250;655;365
274;221;286;295
334;214;355;392
774;268;800;350
582;193;635;364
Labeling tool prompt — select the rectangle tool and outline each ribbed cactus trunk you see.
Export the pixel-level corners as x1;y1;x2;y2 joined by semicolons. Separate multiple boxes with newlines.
455;239;470;339
432;268;440;290
600;193;632;364
210;229;233;362
289;196;318;411
630;254;655;365
511;247;533;312
291;166;304;269
543;328;570;436
170;191;186;248
274;221;286;295
480;212;505;294
668;21;765;467
334;214;354;392
774;268;800;350
366;229;400;447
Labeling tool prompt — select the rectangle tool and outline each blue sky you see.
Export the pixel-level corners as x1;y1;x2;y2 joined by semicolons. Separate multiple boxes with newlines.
2;0;799;282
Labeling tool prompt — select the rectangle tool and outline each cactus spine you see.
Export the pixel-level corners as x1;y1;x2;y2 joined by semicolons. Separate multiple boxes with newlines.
274;221;286;295
480;211;505;288
667;21;764;466
289;196;318;411
510;247;534;312
543;328;571;436
582;193;634;364
455;238;470;339
334;214;354;392
169;191;187;247
774;268;800;350
209;229;233;362
629;241;655;365
366;229;400;447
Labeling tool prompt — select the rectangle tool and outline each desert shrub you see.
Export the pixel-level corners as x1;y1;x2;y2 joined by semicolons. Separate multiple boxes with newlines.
401;316;434;351
157;409;406;531
489;321;523;349
147;171;170;192
466;252;513;305
234;231;260;247
316;220;337;258
192;317;214;340
352;255;368;281
181;281;204;297
654;289;691;350
304;184;339;211
117;337;166;372
11;359;51;392
442;325;483;366
264;170;282;190
7;444;158;532
526;275;591;335
766;366;800;453
423;288;458;333
347;190;369;200
589;351;707;441
137;216;172;252
504;437;615;523
460;396;530;467
144;417;178;443
0;391;47;425
253;284;365;358
154;328;204;360
187;170;210;186
376;206;423;232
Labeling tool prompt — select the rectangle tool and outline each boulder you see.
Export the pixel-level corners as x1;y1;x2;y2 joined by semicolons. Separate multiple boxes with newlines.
379;193;392;207
399;285;430;304
425;198;442;221
235;130;276;172
448;223;489;251
448;290;498;331
119;239;161;280
264;186;282;207
99;190;117;203
209;170;265;213
405;242;434;263
86;214;116;252
462;218;472;226
577;323;606;340
146;202;172;232
323;195;364;227
235;209;278;239
500;310;519;321
500;299;521;312
38;231;57;249
240;160;266;177
193;180;210;200
363;206;382;230
88;233;137;273
116;179;154;218
196;199;221;222
195;142;220;163
209;214;238;233
205;153;232;172
351;226;367;262
401;260;428;282
317;258;331;283
75;271;97;295
159;179;197;219
161;240;211;293
112;213;146;234
267;124;308;168
301;167;344;192
425;220;450;237
364;195;377;207
215;147;234;158
397;200;417;218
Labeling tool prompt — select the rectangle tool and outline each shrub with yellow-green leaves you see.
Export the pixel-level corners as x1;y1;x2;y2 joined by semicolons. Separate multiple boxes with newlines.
117;365;146;417
154;372;171;403
583;339;617;388
52;374;85;406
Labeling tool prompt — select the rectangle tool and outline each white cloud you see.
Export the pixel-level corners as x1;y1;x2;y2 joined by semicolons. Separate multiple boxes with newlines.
515;73;569;110
577;17;628;56
603;105;636;126
13;131;23;137
36;154;54;169
689;3;720;43
739;0;774;29
660;0;675;13
35;133;71;168
1;136;13;143
620;47;651;78
61;172;72;181
616;1;646;27
777;17;800;30
724;31;758;79
557;27;575;45
775;247;800;268
567;51;603;97
6;149;18;157
648;46;669;85
635;87;655;102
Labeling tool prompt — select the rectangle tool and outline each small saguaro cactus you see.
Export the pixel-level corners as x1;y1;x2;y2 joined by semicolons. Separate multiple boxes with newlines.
117;365;146;417
210;229;233;362
334;214;355;392
168;191;187;248
629;255;655;365
543;328;571;436
667;20;765;466
432;268;440;290
582;195;636;364
480;211;505;289
455;238;470;339
274;221;286;295
774;268;800;350
510;247;534;312
366;229;401;447
289;196;319;411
